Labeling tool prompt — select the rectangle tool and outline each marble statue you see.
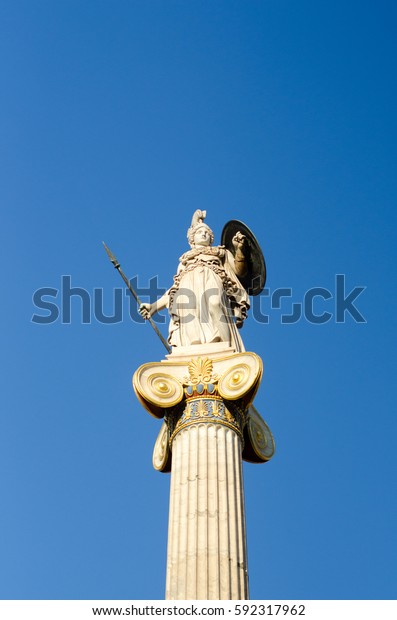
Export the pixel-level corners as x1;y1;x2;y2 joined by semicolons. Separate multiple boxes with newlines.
139;210;251;351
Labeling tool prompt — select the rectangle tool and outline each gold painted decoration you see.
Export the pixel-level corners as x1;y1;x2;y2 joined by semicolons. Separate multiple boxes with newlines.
146;373;183;406
185;357;217;386
133;364;184;418
243;405;275;463
152;421;171;472
182;357;220;398
218;354;262;401
169;397;244;443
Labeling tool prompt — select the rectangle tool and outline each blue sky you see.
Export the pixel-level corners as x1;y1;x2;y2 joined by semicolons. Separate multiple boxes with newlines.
1;0;396;600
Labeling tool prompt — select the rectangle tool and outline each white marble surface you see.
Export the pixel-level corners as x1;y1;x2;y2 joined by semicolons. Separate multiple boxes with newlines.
165;423;249;600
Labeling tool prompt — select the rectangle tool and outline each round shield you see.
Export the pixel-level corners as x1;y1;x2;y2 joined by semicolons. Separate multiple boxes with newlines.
221;220;266;295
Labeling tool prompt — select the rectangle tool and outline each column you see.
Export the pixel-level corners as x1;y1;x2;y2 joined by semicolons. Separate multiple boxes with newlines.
165;422;249;600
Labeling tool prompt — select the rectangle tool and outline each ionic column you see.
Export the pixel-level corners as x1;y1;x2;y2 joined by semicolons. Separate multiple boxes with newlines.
133;351;274;602
166;421;248;600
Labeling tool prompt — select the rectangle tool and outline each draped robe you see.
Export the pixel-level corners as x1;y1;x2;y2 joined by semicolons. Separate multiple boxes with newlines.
167;245;249;351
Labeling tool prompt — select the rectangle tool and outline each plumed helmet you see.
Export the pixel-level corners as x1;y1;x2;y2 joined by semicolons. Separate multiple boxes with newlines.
187;210;214;246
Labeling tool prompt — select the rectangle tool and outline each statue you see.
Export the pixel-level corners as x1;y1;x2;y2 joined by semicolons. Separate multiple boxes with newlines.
139;210;254;351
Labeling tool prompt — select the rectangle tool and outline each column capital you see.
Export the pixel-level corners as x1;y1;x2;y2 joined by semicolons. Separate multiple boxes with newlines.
133;352;262;416
133;352;275;470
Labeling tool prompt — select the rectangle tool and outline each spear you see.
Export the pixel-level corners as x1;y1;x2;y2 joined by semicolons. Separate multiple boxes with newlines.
103;242;171;354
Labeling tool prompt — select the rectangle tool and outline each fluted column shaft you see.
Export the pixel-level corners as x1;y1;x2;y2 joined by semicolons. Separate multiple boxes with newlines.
165;422;249;600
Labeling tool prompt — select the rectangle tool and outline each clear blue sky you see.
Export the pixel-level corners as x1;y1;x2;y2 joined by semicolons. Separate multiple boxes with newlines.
1;0;396;600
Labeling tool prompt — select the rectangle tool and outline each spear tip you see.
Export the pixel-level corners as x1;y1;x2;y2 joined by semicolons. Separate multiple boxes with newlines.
103;241;120;269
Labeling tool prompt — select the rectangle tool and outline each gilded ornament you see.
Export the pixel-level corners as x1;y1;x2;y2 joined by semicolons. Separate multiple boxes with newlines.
243;405;275;463
133;366;184;415
218;359;261;401
196;400;209;417
153;421;171;472
185;357;217;386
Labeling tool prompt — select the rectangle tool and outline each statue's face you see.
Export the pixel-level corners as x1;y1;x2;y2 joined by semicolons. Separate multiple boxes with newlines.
193;226;212;247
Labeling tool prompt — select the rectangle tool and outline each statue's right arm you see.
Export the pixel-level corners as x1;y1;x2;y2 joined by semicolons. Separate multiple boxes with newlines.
139;290;169;319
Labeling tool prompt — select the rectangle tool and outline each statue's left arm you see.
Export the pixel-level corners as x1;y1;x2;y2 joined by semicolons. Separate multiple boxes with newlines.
232;232;248;278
